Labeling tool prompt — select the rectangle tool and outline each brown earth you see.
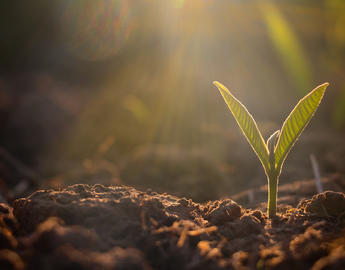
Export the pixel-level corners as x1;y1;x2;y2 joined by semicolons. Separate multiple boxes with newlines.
232;174;345;210
1;182;345;270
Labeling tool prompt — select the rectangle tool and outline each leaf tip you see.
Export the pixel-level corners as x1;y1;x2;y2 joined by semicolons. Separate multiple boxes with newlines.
321;82;329;89
213;81;221;88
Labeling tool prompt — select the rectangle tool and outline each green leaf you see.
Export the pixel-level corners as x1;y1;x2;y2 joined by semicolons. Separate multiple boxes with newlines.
214;81;270;171
274;83;329;170
259;2;312;94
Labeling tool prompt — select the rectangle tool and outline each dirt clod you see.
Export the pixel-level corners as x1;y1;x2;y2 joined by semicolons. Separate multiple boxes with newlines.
0;249;24;270
2;185;345;269
303;191;345;217
289;227;326;260
312;247;345;270
205;199;242;224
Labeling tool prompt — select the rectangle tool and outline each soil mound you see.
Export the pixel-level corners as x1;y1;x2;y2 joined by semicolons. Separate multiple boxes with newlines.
0;185;344;269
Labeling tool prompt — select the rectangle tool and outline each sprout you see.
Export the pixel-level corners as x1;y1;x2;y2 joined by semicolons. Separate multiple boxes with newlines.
214;81;328;218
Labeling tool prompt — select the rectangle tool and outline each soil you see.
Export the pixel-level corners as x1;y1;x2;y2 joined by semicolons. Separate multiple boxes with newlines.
0;181;345;270
232;173;345;210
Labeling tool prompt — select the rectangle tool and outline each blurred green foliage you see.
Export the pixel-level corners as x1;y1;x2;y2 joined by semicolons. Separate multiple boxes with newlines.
333;85;345;128
260;2;312;94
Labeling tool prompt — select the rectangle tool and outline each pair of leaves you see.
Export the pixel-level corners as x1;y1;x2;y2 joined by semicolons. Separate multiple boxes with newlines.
214;81;328;173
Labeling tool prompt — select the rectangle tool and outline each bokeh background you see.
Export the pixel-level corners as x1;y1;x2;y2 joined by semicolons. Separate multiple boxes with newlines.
1;0;345;202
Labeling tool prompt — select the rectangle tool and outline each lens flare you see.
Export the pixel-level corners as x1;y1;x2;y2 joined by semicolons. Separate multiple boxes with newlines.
59;0;134;61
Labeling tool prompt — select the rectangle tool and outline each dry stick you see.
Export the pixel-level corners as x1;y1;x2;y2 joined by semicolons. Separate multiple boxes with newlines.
310;153;323;193
0;146;39;187
248;189;254;205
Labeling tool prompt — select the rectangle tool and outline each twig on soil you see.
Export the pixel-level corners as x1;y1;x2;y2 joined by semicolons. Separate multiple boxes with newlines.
177;227;188;247
188;226;218;236
248;189;254;204
310;154;323;193
177;226;218;247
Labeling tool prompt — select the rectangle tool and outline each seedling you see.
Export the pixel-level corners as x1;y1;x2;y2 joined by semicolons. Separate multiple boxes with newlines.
214;81;328;218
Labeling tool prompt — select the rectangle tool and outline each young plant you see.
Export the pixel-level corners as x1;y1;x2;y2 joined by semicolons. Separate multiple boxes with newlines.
214;81;329;218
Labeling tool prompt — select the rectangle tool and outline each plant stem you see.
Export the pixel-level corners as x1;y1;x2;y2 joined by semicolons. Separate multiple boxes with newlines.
267;172;278;218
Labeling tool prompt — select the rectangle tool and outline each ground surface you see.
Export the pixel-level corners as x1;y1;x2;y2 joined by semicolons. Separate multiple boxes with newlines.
1;181;345;270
